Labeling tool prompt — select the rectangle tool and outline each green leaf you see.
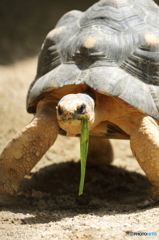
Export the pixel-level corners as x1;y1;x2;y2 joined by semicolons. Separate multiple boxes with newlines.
79;118;89;195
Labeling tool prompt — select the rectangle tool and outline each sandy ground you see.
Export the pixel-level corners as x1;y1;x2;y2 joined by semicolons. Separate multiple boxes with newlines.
0;1;159;239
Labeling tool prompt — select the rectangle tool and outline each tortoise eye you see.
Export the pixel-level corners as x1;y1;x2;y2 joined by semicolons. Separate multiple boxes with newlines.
77;104;86;115
57;106;63;115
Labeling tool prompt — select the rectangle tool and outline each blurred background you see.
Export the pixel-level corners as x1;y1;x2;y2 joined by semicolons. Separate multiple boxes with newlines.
0;0;98;65
0;0;159;65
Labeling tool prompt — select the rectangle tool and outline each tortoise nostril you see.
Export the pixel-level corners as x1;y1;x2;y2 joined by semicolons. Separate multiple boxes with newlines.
77;103;86;115
57;106;63;115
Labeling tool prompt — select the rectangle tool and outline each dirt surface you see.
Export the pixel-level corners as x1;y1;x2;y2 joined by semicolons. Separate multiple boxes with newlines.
0;1;159;240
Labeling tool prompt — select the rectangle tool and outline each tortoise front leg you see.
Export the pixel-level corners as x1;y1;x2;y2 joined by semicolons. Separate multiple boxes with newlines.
0;100;59;195
130;115;159;200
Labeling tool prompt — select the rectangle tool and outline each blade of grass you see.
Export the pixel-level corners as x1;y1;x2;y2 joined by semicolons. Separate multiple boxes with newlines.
79;118;89;195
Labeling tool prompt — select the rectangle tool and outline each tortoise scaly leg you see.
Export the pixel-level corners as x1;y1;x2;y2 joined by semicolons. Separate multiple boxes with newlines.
130;115;159;200
87;137;113;166
0;100;59;195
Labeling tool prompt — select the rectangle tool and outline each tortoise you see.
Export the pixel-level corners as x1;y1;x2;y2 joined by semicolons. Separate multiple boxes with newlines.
0;0;159;200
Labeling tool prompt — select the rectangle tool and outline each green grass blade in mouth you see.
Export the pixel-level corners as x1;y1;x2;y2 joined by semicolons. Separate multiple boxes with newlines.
79;118;89;195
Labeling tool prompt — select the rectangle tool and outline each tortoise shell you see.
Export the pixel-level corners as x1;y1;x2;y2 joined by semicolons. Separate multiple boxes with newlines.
27;0;159;119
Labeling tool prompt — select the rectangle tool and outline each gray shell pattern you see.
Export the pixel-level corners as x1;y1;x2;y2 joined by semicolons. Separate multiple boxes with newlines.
27;0;159;119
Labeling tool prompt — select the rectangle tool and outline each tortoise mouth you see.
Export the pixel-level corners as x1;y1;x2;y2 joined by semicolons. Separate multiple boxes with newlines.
57;117;84;137
57;113;90;122
57;108;91;137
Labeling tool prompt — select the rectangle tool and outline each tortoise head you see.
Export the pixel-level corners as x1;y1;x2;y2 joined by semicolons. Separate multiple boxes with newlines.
56;93;95;136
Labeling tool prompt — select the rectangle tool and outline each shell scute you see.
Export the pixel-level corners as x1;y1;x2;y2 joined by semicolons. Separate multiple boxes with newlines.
27;0;159;119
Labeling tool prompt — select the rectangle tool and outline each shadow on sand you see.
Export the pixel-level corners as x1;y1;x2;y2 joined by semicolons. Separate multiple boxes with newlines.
0;160;153;225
